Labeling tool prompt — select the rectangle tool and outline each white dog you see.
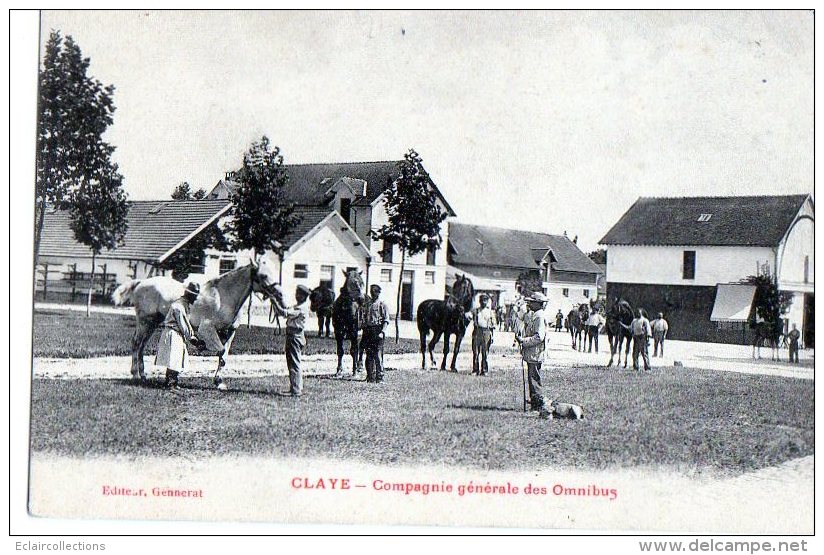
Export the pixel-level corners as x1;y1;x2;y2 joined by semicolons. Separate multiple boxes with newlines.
544;401;584;420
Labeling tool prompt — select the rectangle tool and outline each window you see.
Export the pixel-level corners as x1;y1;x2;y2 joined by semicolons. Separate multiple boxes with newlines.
219;258;236;275
562;288;569;297
380;240;393;263
402;270;414;284
340;198;352;224
426;245;436;265
804;255;810;283
294;264;309;279
583;289;590;298
425;271;436;284
320;265;334;290
683;251;696;280
380;269;392;283
697;213;712;222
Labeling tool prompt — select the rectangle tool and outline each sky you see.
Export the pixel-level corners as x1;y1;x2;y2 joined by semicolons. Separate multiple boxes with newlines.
39;10;813;252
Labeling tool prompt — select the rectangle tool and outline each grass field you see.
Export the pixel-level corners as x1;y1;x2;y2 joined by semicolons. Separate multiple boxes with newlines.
30;363;814;475
32;309;420;357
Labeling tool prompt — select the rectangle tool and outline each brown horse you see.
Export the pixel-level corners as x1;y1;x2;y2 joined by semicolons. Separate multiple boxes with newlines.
606;299;633;367
112;258;283;388
417;274;475;371
309;284;335;338
752;321;782;361
332;269;365;376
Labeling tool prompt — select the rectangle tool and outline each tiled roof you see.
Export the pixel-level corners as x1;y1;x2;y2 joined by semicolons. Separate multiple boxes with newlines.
281;206;338;250
448;222;602;275
39;200;230;262
599;194;811;247
209;160;457;216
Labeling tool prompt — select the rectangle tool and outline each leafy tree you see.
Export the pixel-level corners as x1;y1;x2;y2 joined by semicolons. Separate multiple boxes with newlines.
171;181;207;201
516;270;543;297
225;136;300;261
161;183;228;279
35;30;118;270
373;149;449;341
588;248;607;264
69;165;129;316
743;272;793;333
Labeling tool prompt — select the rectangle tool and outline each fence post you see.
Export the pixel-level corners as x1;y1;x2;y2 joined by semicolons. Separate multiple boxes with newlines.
99;263;108;300
40;263;49;301
69;263;77;302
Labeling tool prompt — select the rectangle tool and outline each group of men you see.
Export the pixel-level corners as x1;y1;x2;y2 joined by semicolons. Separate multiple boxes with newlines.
625;309;670;371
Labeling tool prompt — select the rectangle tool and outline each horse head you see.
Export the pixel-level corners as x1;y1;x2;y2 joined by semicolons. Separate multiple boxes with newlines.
250;257;284;305
450;275;475;324
341;268;365;303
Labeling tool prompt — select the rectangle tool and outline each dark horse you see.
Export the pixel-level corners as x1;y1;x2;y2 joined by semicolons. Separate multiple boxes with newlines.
752;320;782;361
606;299;634;367
333;269;365;376
417;274;475;371
309;284;335;338
567;304;589;351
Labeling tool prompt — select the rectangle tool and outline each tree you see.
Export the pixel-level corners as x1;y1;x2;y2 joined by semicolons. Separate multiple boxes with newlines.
516;270;543;297
69;165;129;316
373;149;449;341
171;181;207;200
743;272;793;333
35;31;118;270
161;183;228;279
588;249;607;265
225;136;301;260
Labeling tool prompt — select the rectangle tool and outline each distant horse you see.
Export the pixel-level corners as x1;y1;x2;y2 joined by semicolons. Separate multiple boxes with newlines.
309;284;335;338
606;299;634;368
112;258;283;388
752;321;782;361
417;274;475;371
567;304;589;351
333;269;365;376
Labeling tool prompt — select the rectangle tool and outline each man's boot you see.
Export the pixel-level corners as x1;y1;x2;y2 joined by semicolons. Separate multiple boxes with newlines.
165;369;181;392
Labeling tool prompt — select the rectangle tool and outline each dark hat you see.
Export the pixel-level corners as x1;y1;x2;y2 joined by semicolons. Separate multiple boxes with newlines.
296;284;312;296
370;284;382;292
183;282;200;301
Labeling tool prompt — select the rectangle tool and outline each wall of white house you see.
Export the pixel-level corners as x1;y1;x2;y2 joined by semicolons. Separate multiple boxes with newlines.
546;281;598;316
606;245;776;286
38;255;167;289
777;216;814;293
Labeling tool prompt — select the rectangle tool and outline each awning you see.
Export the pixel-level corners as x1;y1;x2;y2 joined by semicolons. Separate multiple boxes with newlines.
710;284;757;322
445;265;506;292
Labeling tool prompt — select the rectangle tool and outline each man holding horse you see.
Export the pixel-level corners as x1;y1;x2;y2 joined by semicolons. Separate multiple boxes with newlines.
155;282;202;392
361;284;389;383
516;292;550;414
271;284;312;396
630;308;652;371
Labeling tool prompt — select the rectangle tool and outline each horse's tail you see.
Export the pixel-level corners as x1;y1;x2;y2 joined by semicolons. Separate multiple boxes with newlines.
112;279;141;306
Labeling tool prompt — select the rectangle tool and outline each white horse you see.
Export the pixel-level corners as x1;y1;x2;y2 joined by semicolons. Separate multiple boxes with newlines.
112;257;283;388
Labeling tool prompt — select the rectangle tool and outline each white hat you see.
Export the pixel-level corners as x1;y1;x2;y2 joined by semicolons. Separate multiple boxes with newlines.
527;292;549;303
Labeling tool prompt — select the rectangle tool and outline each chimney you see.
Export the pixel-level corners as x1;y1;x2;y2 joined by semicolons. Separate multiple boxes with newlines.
225;171;236;181
573;235;578;244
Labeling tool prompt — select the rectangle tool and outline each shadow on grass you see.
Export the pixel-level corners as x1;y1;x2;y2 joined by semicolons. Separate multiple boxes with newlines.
448;403;520;413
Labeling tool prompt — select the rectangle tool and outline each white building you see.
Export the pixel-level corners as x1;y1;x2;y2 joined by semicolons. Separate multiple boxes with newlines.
208;160;456;318
600;194;814;346
446;222;603;315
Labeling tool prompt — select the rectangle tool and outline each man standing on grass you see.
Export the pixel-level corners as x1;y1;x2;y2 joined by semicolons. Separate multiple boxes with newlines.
651;312;669;357
361;284;389;383
270;284;312;396
516;292;550;416
586;308;605;353
471;294;496;376
155;282;202;392
630;308;652;371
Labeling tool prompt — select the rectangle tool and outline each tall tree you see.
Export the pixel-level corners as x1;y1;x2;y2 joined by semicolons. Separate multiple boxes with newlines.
160;182;229;279
226;136;300;260
69;165;129;316
588;248;607;265
373;149;449;342
516;270;543;297
35;31;118;270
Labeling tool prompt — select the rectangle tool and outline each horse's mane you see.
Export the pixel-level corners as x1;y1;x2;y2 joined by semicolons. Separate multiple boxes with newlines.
209;263;250;287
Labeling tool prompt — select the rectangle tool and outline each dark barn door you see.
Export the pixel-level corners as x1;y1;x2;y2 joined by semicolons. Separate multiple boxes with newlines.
400;271;414;320
803;293;814;348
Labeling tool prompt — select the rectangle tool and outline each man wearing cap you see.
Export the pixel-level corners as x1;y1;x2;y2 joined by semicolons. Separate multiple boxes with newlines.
156;282;202;392
271;284;312;396
630;308;652;371
472;294;496;376
516;292;550;414
361;284;389;383
555;309;564;332
651;312;669;357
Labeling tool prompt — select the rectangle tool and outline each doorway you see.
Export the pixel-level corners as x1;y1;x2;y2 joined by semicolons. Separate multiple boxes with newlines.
803;293;814;348
400;270;414;320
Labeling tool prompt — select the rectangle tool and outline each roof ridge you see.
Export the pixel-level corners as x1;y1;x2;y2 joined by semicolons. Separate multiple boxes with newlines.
637;193;809;200
450;221;567;239
283;160;402;167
